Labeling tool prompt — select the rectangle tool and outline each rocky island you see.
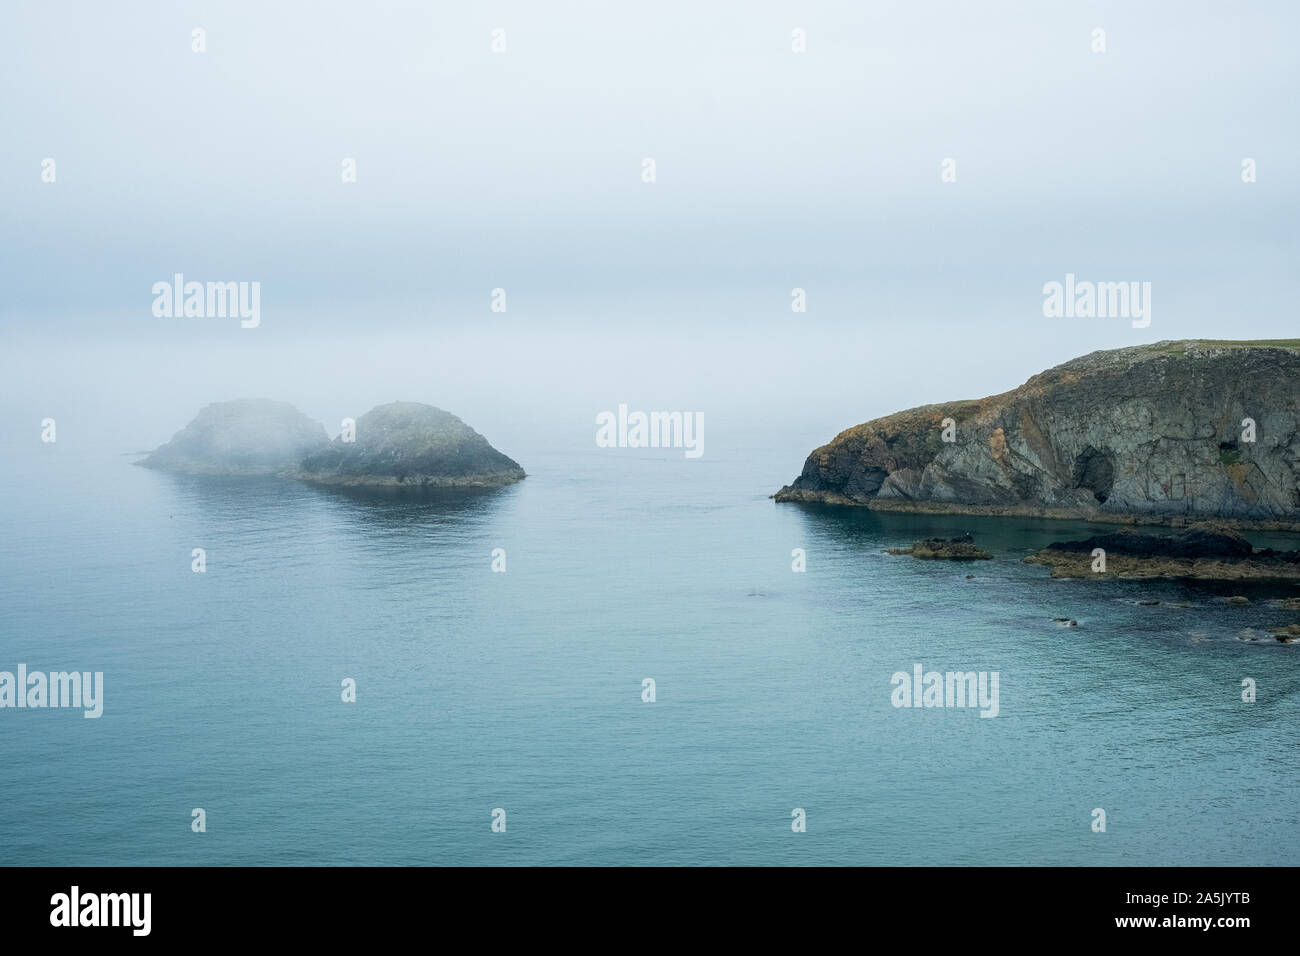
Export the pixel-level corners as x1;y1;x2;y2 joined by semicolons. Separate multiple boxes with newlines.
295;401;525;489
884;533;993;561
774;340;1300;529
137;399;525;489
135;399;329;476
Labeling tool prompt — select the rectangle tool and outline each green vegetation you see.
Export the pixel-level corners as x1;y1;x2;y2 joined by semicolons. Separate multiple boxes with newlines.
1147;339;1300;357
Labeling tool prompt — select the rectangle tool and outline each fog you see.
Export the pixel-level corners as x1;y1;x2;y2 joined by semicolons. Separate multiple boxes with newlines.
2;1;1296;458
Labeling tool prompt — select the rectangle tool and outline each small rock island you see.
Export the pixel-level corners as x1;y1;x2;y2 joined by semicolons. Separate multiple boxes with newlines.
295;402;525;489
135;399;328;476
137;399;525;489
885;533;993;561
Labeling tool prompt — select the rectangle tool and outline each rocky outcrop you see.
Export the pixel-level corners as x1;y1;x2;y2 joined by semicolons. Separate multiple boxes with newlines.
136;399;329;476
1035;525;1255;561
1023;523;1300;580
295;402;525;488
884;533;993;561
1269;625;1300;643
775;340;1300;527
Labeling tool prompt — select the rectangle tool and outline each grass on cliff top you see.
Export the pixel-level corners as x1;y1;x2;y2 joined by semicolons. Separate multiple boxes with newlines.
1146;339;1300;355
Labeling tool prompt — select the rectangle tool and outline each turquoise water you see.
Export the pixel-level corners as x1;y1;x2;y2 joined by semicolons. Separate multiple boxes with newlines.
2;429;1299;866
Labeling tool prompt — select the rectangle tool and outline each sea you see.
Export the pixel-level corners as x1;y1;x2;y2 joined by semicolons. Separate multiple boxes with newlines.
2;425;1298;866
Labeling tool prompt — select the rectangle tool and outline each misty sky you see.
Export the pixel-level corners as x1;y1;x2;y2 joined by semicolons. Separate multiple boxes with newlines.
2;1;1297;457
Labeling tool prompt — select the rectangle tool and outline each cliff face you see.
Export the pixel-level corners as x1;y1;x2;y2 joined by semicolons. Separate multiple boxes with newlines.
775;340;1300;525
137;399;329;476
295;401;525;488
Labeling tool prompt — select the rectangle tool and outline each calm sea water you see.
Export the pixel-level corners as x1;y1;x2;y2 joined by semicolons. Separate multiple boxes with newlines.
3;426;1299;866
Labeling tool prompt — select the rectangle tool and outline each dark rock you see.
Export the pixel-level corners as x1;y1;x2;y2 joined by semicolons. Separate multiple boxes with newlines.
1271;625;1300;643
885;533;993;561
1043;525;1254;560
1023;522;1300;581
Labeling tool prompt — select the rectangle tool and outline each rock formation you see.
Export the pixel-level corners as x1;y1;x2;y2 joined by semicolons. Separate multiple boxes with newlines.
136;399;329;476
775;340;1300;527
295;401;525;488
884;533;993;560
1024;523;1300;581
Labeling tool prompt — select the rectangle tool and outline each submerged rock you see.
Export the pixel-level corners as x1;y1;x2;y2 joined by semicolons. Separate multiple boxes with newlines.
136;399;328;476
774;340;1300;527
884;533;993;561
295;401;525;489
1270;624;1300;643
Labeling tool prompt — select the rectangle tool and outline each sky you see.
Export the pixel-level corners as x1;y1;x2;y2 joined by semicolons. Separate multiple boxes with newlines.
1;0;1297;454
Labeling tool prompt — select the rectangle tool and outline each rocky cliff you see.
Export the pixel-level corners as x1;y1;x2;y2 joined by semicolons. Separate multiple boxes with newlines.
295;401;525;488
136;399;329;476
774;340;1300;526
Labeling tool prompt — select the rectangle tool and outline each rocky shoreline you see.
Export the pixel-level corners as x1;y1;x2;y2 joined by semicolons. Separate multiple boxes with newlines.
776;494;1300;533
1023;524;1300;582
